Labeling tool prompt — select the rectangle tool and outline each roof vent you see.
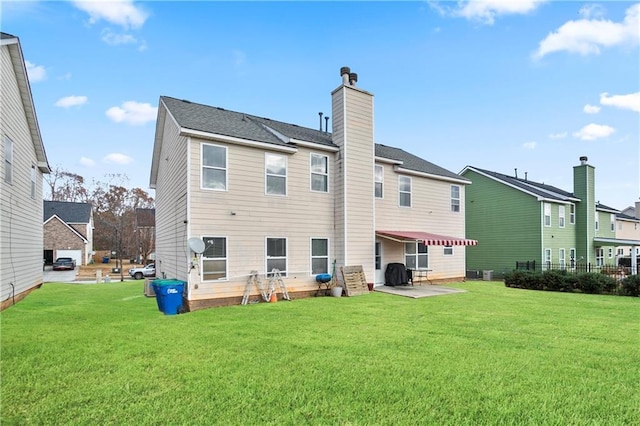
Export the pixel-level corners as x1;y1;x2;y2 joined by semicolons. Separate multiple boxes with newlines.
349;72;358;86
340;66;351;84
579;156;588;165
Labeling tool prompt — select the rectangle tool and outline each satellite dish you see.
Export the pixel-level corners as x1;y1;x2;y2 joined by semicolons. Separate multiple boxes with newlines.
187;237;205;254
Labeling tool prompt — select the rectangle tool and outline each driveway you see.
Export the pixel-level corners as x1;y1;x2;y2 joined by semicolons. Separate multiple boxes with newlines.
43;266;77;283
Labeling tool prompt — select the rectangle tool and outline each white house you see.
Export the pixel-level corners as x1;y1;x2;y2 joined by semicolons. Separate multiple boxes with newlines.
1;32;51;311
150;67;475;310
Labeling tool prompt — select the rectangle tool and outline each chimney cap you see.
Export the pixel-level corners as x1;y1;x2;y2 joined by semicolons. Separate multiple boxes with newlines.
579;156;588;162
340;66;350;76
349;72;358;83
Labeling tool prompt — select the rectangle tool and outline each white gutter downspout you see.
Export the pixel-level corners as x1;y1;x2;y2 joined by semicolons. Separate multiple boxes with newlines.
186;136;192;301
541;202;544;270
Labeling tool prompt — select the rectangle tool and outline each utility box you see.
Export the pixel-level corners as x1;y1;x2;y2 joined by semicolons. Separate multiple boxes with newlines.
482;270;494;281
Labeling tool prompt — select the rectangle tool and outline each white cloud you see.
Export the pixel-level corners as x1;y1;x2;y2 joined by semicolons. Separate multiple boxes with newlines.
105;101;157;125
72;0;148;29
573;123;615;140
79;157;96;167
548;131;568;139
583;104;601;114
26;60;46;82
522;141;537;150
579;4;606;19
453;0;547;25
533;3;640;59
55;95;88;108
101;28;137;46
600;91;640;112
103;153;133;165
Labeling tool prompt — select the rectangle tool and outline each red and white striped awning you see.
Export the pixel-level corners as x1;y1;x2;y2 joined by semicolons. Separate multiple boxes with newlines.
376;230;478;246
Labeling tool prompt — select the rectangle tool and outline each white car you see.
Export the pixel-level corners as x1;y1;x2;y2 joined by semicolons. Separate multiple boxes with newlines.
128;264;156;280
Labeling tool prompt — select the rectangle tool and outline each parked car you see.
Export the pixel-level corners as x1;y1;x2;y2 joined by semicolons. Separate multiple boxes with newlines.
52;257;76;271
128;264;156;280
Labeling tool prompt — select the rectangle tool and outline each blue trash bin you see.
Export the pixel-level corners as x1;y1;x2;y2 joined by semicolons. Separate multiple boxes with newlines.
102;256;110;264
152;279;185;315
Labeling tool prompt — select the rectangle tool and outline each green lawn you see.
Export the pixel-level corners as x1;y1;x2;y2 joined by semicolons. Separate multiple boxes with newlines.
1;282;639;425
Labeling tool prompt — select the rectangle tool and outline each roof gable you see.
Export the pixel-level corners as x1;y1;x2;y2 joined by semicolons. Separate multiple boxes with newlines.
462;166;579;202
44;214;88;242
1;32;50;173
44;201;92;223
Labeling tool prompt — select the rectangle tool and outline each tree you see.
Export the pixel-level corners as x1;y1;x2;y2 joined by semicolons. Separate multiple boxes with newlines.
45;165;90;202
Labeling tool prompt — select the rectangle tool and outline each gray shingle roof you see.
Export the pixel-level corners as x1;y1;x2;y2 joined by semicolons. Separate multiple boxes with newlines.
161;96;464;181
44;201;92;223
468;167;578;202
375;144;467;181
617;211;639;221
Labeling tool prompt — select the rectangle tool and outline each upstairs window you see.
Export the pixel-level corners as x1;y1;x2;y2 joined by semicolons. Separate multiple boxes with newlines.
30;164;36;199
266;237;287;276
265;153;287;196
544;203;551;227
444;245;453;256
4;135;13;184
450;185;460;212
374;165;383;198
399;176;411;207
310;153;328;192
595;212;599;232
570;204;575;224
610;214;615;232
202;144;227;190
559;205;565;228
202;237;227;281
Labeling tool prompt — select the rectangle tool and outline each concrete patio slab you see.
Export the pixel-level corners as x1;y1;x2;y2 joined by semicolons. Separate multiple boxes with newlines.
374;285;466;299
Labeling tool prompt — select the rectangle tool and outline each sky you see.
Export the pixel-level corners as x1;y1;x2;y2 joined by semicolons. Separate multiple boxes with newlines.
2;0;639;211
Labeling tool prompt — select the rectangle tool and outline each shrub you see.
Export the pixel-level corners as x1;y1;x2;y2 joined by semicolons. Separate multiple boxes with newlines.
620;275;640;297
542;270;567;291
504;270;542;289
576;273;616;294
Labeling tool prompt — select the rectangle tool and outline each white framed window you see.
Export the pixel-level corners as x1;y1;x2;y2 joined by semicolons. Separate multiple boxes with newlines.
4;135;13;184
544;248;551;269
595;212;599;232
202;237;227;281
201;143;227;190
265;153;287;196
618;222;623;231
559;205;565;228
610;214;615;232
399;176;411;207
608;248;613;259
544;203;551;227
30;164;36;199
569;248;576;269
311;238;329;275
310;153;328;193
405;242;428;270
595;248;604;267
559;248;566;269
444;245;453;256
375;242;382;270
617;248;624;256
451;185;460;212
570;204;575;225
266;237;287;276
374;165;383;198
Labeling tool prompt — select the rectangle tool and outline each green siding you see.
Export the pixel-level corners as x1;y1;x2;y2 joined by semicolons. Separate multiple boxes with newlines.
463;170;541;274
573;164;594;264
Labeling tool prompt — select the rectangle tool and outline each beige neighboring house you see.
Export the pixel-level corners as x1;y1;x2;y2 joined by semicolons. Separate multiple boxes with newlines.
150;67;476;311
616;201;640;266
1;32;51;311
43;200;94;266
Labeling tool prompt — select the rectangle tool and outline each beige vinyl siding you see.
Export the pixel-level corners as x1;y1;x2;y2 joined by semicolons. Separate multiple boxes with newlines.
187;140;336;300
616;218;640;256
331;89;346;271
341;87;375;276
153;109;188;282
1;45;45;302
375;162;467;280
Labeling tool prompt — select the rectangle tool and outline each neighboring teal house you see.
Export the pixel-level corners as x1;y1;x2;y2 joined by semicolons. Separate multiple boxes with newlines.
461;156;639;277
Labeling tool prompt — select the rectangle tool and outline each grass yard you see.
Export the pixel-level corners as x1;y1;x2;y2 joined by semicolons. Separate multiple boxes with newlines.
1;281;639;425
